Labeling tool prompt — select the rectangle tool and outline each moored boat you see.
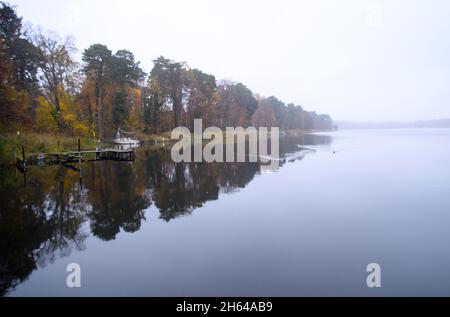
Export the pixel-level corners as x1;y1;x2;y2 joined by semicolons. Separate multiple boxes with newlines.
113;128;141;146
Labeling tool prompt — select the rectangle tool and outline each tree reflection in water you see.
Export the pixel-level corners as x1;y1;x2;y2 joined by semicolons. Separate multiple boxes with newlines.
0;134;331;295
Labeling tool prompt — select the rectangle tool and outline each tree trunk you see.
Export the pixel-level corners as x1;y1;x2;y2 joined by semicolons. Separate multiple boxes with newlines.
173;103;179;129
172;90;182;129
53;83;64;130
97;86;103;140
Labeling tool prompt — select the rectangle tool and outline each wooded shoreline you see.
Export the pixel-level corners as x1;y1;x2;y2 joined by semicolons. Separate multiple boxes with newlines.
0;129;336;166
1;3;336;155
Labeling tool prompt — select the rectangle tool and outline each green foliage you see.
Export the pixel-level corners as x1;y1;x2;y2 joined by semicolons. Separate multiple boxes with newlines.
0;2;41;130
149;56;184;128
82;44;112;81
112;50;145;86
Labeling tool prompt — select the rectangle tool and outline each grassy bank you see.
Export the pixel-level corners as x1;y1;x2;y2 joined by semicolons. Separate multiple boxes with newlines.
0;133;100;165
0;131;176;165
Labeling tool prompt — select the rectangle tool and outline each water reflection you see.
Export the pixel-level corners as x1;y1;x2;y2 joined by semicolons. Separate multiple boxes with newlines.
0;134;331;296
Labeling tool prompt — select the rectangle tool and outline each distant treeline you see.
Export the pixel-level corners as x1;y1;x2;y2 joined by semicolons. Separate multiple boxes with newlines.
0;2;335;140
337;119;450;130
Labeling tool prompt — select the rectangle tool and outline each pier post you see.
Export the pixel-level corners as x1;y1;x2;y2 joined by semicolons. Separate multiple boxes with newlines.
21;145;25;164
78;138;82;164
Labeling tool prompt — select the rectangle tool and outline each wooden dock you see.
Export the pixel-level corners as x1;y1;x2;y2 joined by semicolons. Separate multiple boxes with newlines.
16;147;135;171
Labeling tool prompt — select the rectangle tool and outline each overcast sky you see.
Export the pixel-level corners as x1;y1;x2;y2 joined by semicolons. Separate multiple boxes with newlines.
10;0;450;121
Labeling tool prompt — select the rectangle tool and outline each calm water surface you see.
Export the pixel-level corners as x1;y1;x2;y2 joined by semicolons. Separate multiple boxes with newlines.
1;129;450;296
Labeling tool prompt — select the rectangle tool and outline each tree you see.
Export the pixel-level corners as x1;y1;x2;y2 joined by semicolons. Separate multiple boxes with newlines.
255;96;287;129
217;81;257;128
111;50;145;87
149;56;185;129
183;68;217;129
82;44;112;139
0;2;41;129
110;50;145;129
0;2;40;92
1;2;336;140
33;28;77;130
252;101;277;128
143;80;165;132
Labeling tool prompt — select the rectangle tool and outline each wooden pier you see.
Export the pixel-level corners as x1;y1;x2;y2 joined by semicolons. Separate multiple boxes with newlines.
16;144;135;171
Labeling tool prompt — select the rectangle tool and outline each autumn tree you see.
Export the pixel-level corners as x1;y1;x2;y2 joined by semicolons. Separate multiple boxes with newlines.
1;3;336;141
252;101;277;128
33;28;78;130
182;68;217;129
253;96;287;129
285;103;305;131
217;81;257;128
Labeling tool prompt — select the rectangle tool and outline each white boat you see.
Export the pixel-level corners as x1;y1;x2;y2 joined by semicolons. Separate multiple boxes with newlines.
113;129;141;146
114;137;140;145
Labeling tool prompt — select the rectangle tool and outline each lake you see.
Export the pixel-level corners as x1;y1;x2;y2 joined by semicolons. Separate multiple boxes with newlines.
1;129;450;296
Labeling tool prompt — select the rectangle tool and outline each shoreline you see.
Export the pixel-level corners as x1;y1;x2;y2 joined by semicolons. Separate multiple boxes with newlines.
0;129;332;166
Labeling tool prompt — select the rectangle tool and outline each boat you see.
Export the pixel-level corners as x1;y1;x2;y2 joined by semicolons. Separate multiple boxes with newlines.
113;128;141;146
114;136;140;146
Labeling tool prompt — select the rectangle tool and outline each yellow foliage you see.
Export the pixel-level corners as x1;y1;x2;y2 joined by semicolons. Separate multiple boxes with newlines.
59;92;90;136
127;106;142;130
35;97;59;132
73;122;89;136
63;113;76;125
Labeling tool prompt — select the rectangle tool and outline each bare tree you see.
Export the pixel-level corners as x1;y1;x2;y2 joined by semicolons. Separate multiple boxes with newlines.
32;27;78;129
